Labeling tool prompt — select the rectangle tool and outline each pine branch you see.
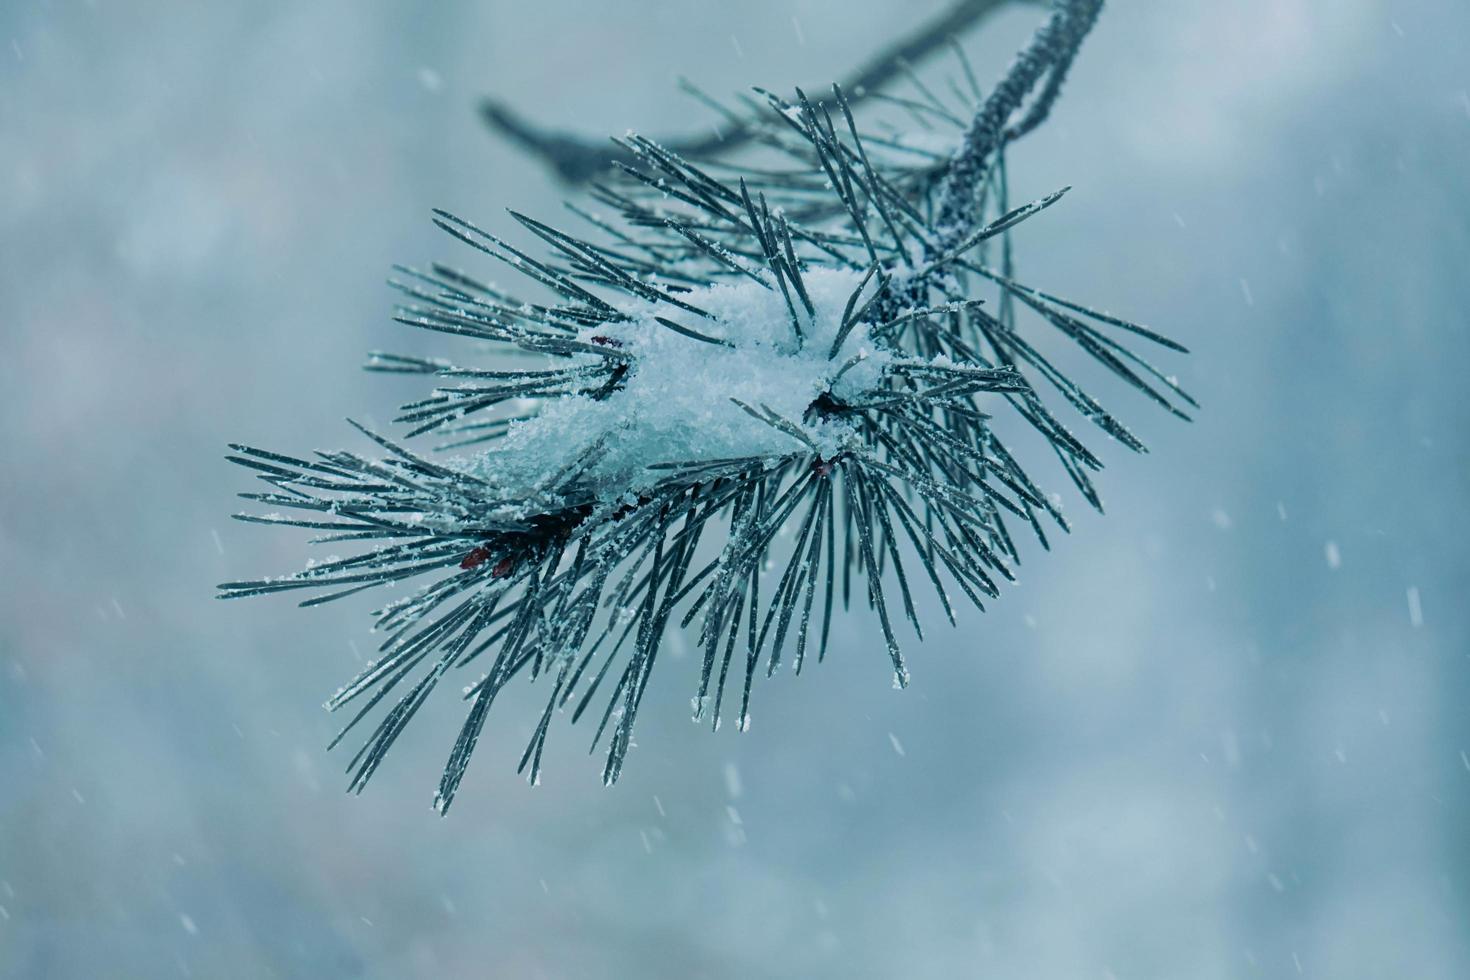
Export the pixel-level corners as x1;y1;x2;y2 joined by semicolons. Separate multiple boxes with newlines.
220;0;1190;810
933;0;1104;246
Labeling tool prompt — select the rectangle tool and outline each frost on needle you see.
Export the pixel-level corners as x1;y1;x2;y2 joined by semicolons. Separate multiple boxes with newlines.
220;1;1193;811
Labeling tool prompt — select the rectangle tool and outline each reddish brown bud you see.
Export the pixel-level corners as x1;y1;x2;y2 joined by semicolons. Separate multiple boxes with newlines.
460;546;493;571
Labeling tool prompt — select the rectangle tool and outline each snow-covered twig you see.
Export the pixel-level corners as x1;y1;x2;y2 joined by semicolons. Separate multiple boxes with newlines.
221;0;1190;810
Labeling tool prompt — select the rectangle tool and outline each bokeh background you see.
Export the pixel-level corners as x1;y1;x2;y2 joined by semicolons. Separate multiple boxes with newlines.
3;1;1468;977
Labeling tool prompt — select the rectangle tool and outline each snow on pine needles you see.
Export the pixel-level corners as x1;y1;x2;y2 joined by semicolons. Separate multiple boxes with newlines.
220;0;1191;810
465;265;891;501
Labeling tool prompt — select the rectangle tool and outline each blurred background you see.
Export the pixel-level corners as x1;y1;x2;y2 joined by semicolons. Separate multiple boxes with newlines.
2;1;1468;976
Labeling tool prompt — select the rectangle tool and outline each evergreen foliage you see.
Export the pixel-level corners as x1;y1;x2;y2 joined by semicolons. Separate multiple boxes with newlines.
220;0;1192;811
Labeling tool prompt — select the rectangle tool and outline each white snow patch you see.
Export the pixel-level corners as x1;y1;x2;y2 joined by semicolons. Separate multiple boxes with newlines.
459;267;885;502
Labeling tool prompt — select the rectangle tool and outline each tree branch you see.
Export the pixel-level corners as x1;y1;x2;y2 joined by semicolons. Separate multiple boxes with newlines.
932;0;1103;247
479;0;1039;185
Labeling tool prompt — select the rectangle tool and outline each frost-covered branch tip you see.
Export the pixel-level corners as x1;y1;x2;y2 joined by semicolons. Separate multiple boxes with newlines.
934;0;1105;247
220;0;1191;811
